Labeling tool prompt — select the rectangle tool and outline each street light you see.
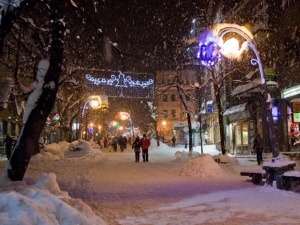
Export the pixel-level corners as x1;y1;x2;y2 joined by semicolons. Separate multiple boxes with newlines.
198;23;279;158
118;112;134;138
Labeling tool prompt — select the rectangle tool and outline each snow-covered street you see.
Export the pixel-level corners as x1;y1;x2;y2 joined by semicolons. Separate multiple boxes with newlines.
0;139;300;225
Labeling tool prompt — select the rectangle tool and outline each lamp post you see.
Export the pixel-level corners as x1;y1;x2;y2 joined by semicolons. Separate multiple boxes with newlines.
198;23;279;158
119;112;134;138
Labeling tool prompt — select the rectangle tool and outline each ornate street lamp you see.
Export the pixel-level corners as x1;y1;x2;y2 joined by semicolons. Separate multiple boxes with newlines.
118;112;134;137
198;23;279;158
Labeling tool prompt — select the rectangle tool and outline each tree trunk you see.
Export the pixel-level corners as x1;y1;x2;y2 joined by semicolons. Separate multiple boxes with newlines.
7;0;64;181
212;69;226;155
154;120;160;147
187;112;193;152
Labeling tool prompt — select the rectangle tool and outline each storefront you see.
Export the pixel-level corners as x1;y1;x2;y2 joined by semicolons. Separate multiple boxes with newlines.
281;85;300;151
224;103;253;154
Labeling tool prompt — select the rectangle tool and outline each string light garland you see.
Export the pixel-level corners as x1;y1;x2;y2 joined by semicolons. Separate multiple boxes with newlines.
85;72;154;98
85;72;154;88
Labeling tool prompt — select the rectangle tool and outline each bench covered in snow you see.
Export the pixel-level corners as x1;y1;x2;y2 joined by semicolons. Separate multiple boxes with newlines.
276;171;300;190
240;170;266;184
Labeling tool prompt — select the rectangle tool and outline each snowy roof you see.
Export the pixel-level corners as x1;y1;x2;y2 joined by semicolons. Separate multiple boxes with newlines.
231;78;262;96
173;122;200;129
232;79;278;96
223;103;247;116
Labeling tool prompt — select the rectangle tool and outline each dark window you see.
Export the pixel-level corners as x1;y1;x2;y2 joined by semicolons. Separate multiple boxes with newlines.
171;94;176;101
171;110;176;118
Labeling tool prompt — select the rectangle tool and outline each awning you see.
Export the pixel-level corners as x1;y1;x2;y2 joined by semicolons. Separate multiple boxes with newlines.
223;103;247;116
232;79;278;97
173;122;200;130
223;103;250;123
231;78;262;96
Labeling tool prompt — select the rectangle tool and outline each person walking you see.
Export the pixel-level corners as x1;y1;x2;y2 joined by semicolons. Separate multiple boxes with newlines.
184;138;188;149
118;136;125;152
253;134;263;165
141;134;150;162
4;135;13;160
132;136;141;162
204;132;209;145
171;136;176;147
112;137;118;152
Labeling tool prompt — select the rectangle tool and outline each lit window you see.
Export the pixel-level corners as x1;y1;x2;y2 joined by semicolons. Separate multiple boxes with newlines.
163;94;168;102
163;110;168;118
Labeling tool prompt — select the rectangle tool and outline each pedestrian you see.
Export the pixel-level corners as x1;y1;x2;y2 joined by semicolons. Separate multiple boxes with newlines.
118;136;125;152
250;135;255;154
104;136;108;148
171;135;176;147
253;134;263;165
141;134;150;162
184;138;188;149
112;137;118;152
204;132;209;145
4;135;13;160
123;136;128;149
132;136;141;162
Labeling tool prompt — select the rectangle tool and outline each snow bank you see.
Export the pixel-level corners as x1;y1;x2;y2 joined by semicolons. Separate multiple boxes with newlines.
0;173;106;225
31;139;104;161
179;155;227;179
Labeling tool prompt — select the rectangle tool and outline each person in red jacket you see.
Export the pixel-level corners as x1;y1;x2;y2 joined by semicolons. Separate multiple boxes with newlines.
141;134;150;162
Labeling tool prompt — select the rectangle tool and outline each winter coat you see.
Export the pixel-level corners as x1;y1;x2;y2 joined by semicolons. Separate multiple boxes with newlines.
141;137;150;150
132;138;141;152
253;137;263;151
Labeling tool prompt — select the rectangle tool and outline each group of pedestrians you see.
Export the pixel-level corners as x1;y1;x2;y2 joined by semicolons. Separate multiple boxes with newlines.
107;136;128;152
132;134;150;162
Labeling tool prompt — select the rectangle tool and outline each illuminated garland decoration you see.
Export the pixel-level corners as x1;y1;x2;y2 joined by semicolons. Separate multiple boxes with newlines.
197;30;222;66
86;72;154;89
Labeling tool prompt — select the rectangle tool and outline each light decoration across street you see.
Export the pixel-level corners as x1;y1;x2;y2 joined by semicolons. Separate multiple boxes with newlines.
86;72;154;89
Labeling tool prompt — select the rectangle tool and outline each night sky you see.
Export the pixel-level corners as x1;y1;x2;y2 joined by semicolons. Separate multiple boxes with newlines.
98;0;204;73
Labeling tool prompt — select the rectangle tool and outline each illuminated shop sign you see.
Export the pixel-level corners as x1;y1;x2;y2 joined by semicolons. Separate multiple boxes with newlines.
272;106;279;121
293;113;300;123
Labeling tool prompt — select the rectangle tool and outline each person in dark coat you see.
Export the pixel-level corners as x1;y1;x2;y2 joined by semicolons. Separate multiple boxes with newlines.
112;137;118;152
171;136;176;147
132;136;141;162
253;134;263;165
123;136;128;149
184;138;188;149
4;135;13;160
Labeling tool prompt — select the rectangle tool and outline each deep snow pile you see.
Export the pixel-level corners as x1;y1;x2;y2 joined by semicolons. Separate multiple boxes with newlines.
180;154;227;179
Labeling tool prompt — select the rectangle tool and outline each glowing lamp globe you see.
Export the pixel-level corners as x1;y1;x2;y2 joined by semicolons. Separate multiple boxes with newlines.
89;99;101;109
221;38;240;60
